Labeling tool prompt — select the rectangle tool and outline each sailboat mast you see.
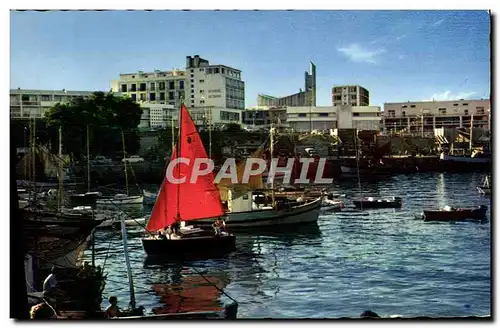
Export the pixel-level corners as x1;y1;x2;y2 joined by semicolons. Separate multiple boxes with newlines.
176;103;182;221
469;114;473;153
121;130;129;196
120;213;136;309
270;124;275;207
32;117;36;201
208;109;212;160
86;124;91;193
171;110;175;154
58;126;63;211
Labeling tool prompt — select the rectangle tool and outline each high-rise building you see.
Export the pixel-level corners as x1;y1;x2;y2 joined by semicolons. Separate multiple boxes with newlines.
257;62;316;107
332;85;369;106
185;55;245;110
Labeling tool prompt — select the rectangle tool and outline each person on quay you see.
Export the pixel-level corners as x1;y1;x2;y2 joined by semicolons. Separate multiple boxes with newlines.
43;266;63;299
104;296;122;318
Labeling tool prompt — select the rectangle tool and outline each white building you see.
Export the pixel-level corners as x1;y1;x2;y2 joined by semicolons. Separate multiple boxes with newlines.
286;105;381;132
185;55;245;110
110;69;186;108
139;103;177;130
10;89;94;119
383;99;491;134
332;85;370;106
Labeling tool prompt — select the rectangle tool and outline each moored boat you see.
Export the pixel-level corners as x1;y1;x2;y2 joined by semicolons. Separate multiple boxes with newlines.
422;205;488;221
141;104;236;257
352;196;402;209
96;194;144;206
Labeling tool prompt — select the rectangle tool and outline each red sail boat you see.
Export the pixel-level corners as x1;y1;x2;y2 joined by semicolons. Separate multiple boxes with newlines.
141;104;236;257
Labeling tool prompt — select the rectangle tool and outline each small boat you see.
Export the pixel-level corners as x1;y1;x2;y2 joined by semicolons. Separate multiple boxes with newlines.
477;176;491;195
422;205;488;221
96;194;144;205
141;104;236;257
69;191;103;207
321;197;344;211
352;196;402;209
142;189;157;205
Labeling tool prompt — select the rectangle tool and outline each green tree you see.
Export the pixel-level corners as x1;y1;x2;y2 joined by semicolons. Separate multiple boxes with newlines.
44;92;143;159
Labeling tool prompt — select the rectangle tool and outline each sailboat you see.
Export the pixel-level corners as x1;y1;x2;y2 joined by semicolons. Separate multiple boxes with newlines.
96;131;143;206
141;104;236;257
477;175;491;195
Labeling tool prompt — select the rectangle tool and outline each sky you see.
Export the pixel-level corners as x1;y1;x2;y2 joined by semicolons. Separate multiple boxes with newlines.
10;10;491;108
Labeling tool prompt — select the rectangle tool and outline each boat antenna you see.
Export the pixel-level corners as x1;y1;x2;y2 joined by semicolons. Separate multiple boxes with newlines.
86;124;91;193
355;130;363;211
122;130;129;196
57;125;63;212
270;123;276;208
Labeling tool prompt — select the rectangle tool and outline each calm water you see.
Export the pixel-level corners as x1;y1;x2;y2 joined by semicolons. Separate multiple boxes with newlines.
83;172;491;318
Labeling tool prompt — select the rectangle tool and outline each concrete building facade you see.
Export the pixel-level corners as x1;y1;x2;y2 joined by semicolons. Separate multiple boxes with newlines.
257;62;316;107
242;107;288;129
185;55;245;110
10;89;94;120
383;99;491;134
110;69;186;108
332;85;370;106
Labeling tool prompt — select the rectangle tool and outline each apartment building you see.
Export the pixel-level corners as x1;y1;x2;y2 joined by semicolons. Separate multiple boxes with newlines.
332;85;370;106
286;105;381;132
185;55;245;110
383;99;491;134
110;69;186;108
10;89;94;120
138;103;176;130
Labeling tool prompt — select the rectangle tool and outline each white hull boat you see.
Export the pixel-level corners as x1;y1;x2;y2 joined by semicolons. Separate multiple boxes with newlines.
197;190;321;228
321;198;343;211
96;194;144;206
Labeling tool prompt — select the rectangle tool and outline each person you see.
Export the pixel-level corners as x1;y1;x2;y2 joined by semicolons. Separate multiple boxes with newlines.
30;302;57;319
213;218;223;235
77;261;93;278
171;221;181;235
43;267;60;298
156;230;166;240
104;296;122;318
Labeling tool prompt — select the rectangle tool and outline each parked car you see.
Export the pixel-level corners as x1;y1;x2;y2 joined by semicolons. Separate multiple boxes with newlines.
122;155;145;163
91;156;113;164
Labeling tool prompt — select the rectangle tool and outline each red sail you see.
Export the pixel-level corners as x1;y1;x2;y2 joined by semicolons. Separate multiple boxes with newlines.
146;104;224;232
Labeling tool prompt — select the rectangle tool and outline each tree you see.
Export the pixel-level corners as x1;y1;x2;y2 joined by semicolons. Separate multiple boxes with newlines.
44;92;143;159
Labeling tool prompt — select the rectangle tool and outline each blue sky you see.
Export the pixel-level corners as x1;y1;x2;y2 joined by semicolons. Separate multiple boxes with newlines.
10;10;490;107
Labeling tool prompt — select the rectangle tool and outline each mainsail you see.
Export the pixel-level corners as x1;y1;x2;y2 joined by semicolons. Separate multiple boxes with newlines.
146;104;224;232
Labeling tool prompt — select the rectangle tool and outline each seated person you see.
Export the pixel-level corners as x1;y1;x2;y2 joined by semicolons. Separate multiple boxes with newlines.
43;267;63;299
104;296;122;318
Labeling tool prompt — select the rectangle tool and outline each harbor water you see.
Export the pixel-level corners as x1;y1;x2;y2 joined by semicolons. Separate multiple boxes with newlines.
83;172;491;318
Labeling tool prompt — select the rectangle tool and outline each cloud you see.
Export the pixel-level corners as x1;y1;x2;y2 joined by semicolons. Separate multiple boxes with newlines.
432;18;445;27
423;91;477;101
337;44;385;64
396;34;407;41
397;54;405;60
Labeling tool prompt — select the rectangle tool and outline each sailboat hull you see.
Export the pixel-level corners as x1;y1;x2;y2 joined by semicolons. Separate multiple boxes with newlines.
197;198;322;229
141;234;236;257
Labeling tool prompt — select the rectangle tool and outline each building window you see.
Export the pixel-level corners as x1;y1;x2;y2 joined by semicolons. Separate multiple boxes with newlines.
200;90;204;94
199;68;204;72
139;83;146;92
353;113;360;117
150;82;155;90
179;81;184;90
53;95;62;102
402;111;406;117
121;84;127;92
439;108;446;115
130;94;137;101
464;109;469;115
150;93;156;101
351;95;357;100
132;75;135;78
200;100;205;104
169;92;174;100
191;95;194;99
402;105;407;108
41;95;50;101
159;82;166;90
190;79;194;83
319;113;328;117
130;84;137;92
410;105;416;108
140;93;146;101
477;107;485;114
160;92;165;101
453;103;458;106
190;74;194;78
298;113;307;118
199;79;205;83
214;68;220;74
221;68;225;74
463;103;468;106
190;69;194;73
